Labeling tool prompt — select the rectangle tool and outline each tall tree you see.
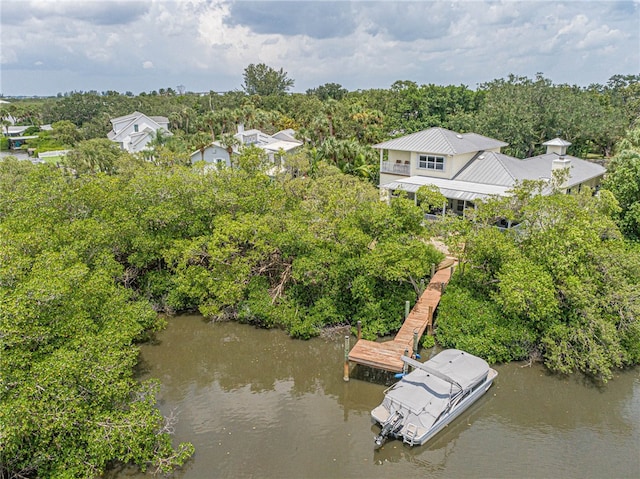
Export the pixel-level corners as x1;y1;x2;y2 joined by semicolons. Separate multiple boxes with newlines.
64;138;127;175
242;63;295;96
306;82;348;101
51;120;83;147
473;74;629;158
0;160;194;477
602;127;640;239
436;183;639;381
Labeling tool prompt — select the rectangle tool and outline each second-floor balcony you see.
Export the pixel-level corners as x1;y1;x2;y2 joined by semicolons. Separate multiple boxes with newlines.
381;160;410;176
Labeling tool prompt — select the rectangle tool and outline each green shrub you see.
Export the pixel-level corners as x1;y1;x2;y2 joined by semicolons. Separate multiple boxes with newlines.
436;282;534;363
421;334;436;349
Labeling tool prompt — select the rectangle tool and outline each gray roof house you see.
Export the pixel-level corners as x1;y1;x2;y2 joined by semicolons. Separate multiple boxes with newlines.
107;111;171;153
190;124;302;171
375;127;606;215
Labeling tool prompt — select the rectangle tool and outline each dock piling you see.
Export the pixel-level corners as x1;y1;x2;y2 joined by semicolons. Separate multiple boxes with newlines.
427;305;434;335
402;349;409;375
343;335;350;382
346;259;455;373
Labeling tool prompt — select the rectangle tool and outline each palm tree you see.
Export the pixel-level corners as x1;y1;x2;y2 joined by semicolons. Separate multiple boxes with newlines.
200;111;219;143
218;108;238;135
191;131;212;163
219;133;240;155
1;119;11;136
181;107;196;134
322;99;341;138
168;111;183;132
219;133;241;166
306;146;324;177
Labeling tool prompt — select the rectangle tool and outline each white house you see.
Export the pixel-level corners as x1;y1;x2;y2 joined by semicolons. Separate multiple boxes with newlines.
107;111;171;153
190;143;231;168
190;124;302;170
375;127;606;216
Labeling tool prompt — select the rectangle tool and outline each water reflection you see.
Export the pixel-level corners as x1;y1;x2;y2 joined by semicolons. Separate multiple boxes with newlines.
139;317;350;399
121;315;640;479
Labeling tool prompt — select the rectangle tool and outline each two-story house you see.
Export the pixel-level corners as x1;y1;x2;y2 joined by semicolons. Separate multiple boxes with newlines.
107;111;171;153
190;124;302;170
375;127;606;216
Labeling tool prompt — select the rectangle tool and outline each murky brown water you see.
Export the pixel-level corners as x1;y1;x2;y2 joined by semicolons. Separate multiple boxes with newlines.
115;314;639;479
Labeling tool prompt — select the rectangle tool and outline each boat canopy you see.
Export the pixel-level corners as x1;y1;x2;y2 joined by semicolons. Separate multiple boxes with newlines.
373;348;496;447
383;350;490;417
418;349;490;391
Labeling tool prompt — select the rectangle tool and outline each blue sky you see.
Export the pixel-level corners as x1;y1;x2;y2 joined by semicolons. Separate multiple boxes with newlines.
1;0;638;96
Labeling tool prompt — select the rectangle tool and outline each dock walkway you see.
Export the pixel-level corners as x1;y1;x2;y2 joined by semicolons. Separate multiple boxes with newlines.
347;260;455;373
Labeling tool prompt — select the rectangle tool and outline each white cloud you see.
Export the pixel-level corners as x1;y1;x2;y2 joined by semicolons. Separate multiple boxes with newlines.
0;0;637;96
577;24;624;51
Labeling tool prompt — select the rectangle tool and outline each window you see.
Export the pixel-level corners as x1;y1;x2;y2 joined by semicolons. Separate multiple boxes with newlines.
133;124;139;132
418;155;444;171
243;133;257;145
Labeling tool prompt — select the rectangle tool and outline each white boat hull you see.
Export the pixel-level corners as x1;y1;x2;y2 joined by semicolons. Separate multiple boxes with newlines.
372;360;498;447
410;368;497;446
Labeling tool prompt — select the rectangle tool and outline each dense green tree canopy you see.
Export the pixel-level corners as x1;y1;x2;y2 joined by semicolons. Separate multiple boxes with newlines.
242;63;295;96
0;159;194;477
6;72;637;191
470;74;629;158
64;138;129;175
602;126;640;239
306;82;348;101
3;72;640;477
1;151;445;477
435;184;640;381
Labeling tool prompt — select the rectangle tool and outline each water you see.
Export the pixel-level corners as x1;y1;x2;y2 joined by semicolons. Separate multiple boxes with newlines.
116;315;640;478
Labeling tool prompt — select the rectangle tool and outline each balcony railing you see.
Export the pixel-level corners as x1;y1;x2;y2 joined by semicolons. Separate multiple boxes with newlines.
381;160;410;176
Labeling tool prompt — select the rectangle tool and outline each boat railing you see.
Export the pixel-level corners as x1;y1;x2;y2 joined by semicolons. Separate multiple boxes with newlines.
448;389;468;409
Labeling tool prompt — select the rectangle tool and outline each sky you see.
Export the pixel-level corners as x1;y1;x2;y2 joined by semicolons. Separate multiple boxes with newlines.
0;0;638;97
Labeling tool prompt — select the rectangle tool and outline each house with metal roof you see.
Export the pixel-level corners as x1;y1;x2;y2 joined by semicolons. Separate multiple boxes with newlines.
375;127;606;216
107;111;171;153
190;124;302;171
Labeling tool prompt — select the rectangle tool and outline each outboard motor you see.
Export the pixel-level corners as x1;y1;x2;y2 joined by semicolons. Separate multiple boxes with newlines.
374;411;403;449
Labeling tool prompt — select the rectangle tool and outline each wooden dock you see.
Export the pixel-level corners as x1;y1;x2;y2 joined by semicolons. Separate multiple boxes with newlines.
347;260;455;373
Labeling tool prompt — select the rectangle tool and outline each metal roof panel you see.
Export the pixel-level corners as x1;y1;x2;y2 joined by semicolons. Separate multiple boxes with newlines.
381;176;511;201
374;128;507;155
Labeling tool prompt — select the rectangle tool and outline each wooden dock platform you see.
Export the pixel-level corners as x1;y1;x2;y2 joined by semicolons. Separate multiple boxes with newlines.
347;260;455;373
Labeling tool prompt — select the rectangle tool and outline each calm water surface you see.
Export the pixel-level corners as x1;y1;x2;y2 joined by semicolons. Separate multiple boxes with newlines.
117;315;639;479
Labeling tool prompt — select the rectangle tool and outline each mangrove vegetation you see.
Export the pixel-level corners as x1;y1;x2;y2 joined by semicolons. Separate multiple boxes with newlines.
1;70;639;477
